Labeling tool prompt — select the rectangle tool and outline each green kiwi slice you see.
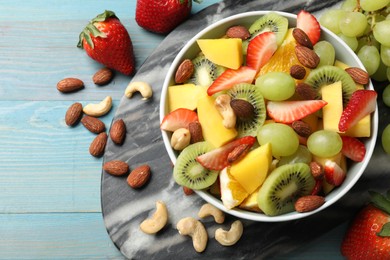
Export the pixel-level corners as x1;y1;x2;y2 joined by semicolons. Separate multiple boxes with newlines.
304;65;357;105
248;12;289;46
227;83;266;137
173;141;219;190
186;55;225;87
257;163;315;216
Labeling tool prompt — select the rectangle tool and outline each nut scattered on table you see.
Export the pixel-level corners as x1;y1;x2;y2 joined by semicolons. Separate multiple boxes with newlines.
198;203;225;224
215;220;244;246
57;77;84;93
127;164;151;188
93;67;114;86
89;132;108;157
81;115;106;134
176;217;208;253
125;81;153;100
83;96;112;117
110;118;126;145
103;160;129;176
65;102;83;126
140;201;168;234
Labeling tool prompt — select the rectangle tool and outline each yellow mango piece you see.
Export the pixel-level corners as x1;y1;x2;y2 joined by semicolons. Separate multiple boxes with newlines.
321;81;343;132
343;115;371;137
239;188;261;212
229;143;272;194
220;168;249;209
197;95;237;148
168;84;202;112
197;38;243;69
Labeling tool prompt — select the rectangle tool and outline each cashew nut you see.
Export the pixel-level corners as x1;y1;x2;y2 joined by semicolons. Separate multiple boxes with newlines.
125;81;153;100
83;96;112;117
215;220;243;246
170;128;191;150
198;203;225;224
176;217;208;253
215;94;236;129
139;201;168;234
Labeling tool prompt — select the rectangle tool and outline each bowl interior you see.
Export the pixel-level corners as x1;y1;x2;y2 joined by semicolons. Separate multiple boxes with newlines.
160;11;378;222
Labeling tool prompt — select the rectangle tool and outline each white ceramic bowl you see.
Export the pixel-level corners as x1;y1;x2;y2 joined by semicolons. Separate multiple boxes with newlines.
160;11;378;222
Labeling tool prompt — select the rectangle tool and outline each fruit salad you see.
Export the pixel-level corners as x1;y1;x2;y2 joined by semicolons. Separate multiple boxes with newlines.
160;10;377;217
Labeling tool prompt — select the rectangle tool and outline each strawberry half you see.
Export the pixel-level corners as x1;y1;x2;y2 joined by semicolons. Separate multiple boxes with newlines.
207;66;256;96
296;10;321;45
266;100;327;124
196;136;256;171
338;90;377;132
246;32;278;74
160;108;198;132
324;160;346;186
341;136;366;162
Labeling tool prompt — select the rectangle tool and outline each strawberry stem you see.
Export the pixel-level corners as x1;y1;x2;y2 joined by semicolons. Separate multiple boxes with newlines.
369;190;390;215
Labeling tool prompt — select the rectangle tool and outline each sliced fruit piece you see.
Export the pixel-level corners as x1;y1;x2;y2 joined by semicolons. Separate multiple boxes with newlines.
173;142;219;190
207;66;256;96
197;38;243;69
246;32;278;74
296;10;321;45
257;163;316;216
227;83;266;137
338;89;377;132
344;115;371;137
321;81;343;132
168;83;203;112
197;94;237;147
186;55;225;87
239;189;262;212
160;108;198;132
324;160;346;186
248;12;289;46
341;136;366;162
220;167;249;209
266;100;327;124
196;136;256;171
230;143;272;194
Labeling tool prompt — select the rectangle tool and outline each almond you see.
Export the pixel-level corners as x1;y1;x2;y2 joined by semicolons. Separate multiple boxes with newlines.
294;195;325;213
81;115;106;134
227;143;251;163
230;99;254;120
292;28;313;49
127;164;151;189
295;82;317;100
175;59;194;84
310;161;324;180
295;45;320;69
345;67;369;85
65;102;83;126
291;120;312;137
188;121;204;143
226;25;250;40
103;160;129;176
110;119;126;145
57;78;84;93
290;64;307;80
89;132;108;157
93;67;114;86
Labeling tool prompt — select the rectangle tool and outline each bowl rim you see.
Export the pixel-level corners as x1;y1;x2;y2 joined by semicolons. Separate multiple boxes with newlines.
159;10;379;222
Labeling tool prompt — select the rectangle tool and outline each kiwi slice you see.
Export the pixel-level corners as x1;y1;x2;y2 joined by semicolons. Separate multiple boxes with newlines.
227;83;266;137
248;12;289;46
257;163;315;216
186;55;225;87
173;141;219;190
304;65;357;105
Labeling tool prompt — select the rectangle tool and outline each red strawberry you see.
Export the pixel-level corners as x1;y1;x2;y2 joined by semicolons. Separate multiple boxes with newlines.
296;10;321;45
160;108;198;132
341;190;390;259
266;100;327;124
339;89;377;132
311;179;323;196
324;160;345;186
341;136;366;162
207;66;256;96
78;10;135;75
246;32;278;74
135;0;200;34
196;136;256;171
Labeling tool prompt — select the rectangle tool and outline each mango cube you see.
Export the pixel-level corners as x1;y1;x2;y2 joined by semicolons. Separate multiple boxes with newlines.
321;81;343;132
168;83;202;112
220;168;249;209
239;188;261;212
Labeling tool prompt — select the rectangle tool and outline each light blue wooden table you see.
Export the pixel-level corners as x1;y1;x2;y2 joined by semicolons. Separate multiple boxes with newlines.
0;0;347;258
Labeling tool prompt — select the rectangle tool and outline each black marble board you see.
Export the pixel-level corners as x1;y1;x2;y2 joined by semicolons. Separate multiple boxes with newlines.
101;0;390;259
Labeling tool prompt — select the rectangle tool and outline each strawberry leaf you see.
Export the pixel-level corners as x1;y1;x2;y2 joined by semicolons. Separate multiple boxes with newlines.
378;222;390;237
369;190;390;215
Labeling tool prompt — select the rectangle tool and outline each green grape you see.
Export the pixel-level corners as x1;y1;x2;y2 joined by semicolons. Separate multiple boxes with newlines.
278;145;312;166
320;9;346;34
382;84;390;107
255;72;295;101
257;123;299;157
339;11;368;37
373;20;390;47
337;33;358;51
341;0;358;11
314;41;336;67
357;45;380;75
307;130;343;158
360;0;390;11
381;45;390;66
381;124;390;154
371;59;388;82
387;67;390;81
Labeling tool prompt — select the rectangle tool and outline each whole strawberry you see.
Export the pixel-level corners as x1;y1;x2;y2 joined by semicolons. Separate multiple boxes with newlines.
341;191;390;260
135;0;200;34
78;10;135;75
